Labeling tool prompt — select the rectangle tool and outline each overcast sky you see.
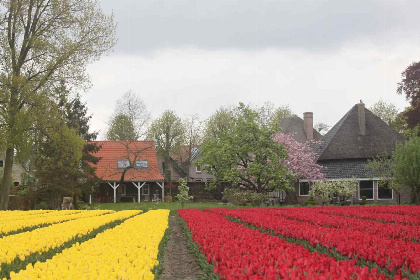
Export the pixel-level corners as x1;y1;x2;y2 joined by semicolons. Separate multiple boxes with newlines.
85;0;420;139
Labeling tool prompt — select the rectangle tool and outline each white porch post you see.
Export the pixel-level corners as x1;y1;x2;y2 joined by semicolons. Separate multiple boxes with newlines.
156;181;165;202
108;182;119;203
132;182;146;203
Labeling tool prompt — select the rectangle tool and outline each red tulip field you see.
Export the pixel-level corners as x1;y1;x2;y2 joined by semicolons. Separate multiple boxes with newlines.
178;206;420;280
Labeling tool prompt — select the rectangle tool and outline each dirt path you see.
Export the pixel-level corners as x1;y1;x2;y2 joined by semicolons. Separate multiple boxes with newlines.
160;215;202;280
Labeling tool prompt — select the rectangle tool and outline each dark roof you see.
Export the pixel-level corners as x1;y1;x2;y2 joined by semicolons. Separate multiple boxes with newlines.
279;115;323;143
318;159;380;179
316;104;405;161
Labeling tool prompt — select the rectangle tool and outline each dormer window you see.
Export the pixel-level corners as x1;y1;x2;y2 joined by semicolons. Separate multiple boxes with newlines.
117;160;130;169
196;165;202;173
136;160;148;169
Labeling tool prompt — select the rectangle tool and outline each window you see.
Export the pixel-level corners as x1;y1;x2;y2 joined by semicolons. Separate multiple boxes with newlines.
196;165;202;173
194;178;203;182
299;182;310;196
206;178;212;182
377;181;393;199
135;160;148;169
359;180;374;200
142;184;150;195
13;182;19;187
117;160;130;169
0;160;3;167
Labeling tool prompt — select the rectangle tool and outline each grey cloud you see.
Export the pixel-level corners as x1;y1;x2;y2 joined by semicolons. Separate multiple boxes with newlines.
99;0;420;53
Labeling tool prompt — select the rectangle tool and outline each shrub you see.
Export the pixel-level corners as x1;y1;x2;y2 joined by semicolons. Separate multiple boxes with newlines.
359;196;367;205
176;178;193;208
304;196;318;206
223;188;267;206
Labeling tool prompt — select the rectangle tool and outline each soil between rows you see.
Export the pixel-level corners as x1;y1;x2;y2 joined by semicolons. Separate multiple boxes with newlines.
160;215;202;280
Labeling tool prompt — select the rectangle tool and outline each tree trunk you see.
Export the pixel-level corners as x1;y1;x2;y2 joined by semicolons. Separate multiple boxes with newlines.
164;157;171;196
0;148;15;210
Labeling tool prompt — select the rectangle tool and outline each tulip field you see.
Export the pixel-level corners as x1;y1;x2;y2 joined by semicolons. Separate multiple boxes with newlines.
0;209;169;280
179;206;420;280
1;206;419;279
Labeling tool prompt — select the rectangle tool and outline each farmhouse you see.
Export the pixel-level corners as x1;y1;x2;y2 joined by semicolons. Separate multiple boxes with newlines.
282;103;409;204
92;141;164;203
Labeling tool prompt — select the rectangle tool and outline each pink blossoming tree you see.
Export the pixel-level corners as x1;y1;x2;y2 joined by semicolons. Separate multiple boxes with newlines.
273;133;324;181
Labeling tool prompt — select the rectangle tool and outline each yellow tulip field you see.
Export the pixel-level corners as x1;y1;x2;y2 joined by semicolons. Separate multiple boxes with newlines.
0;210;170;280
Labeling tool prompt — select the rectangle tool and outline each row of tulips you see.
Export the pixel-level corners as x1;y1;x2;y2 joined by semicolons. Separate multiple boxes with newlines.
262;208;420;242
0;210;53;217
179;209;402;280
0;210;113;236
330;206;420;217
9;210;169;280
314;207;420;226
0;210;82;222
208;208;420;275
0;210;141;270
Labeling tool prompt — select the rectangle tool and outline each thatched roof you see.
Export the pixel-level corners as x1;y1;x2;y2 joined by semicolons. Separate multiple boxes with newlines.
316;104;404;161
279;115;323;143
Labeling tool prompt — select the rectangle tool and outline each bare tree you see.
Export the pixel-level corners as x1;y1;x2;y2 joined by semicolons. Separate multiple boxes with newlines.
110;90;151;140
314;122;330;135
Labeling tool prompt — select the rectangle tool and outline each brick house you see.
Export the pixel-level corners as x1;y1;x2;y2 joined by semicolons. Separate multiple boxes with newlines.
281;103;409;204
92;141;164;203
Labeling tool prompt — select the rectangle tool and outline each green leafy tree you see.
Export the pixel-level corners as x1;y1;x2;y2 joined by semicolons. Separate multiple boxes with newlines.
106;114;137;141
0;0;116;210
35;119;85;206
176;178;193;207
203;107;235;141
366;155;404;205
392;130;420;204
369;99;400;130
200;103;292;193
148;110;185;185
367;130;420;204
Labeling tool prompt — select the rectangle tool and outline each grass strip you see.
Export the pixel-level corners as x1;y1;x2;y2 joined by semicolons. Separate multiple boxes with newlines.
226;216;419;280
153;225;171;279
177;213;220;280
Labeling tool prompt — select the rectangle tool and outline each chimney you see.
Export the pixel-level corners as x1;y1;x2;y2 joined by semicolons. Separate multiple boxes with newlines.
303;112;313;141
358;102;366;135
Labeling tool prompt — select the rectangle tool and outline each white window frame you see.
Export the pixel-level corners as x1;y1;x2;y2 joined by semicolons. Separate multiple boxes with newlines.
135;160;149;169
358;180;374;200
196;165;202;173
377;181;393;200
142;184;150;195
195;178;203;182
117;160;130;169
299;181;311;197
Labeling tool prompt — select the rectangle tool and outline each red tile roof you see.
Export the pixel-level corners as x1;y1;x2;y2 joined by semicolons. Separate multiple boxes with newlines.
89;141;164;182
